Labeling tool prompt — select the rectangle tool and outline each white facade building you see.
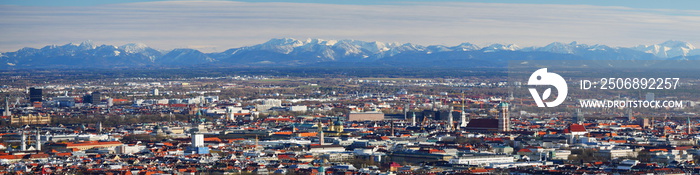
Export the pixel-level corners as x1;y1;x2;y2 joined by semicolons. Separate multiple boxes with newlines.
449;154;514;166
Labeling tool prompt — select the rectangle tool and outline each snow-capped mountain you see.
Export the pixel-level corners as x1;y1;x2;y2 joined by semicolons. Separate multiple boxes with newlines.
0;38;698;69
482;44;520;52
633;40;698;58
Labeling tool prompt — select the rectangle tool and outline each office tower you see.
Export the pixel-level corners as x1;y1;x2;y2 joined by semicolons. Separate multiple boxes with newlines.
29;87;42;102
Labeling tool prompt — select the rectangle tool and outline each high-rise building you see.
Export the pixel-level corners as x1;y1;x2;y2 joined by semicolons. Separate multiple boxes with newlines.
83;94;93;104
36;130;42;151
90;92;101;104
192;134;204;147
498;102;510;132
29;87;42;102
21;131;26;151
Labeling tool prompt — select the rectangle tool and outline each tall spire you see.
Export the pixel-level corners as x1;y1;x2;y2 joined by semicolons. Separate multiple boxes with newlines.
460;93;466;128
404;104;408;120
391;121;395;136
36;130;41;151
98;122;103;133
447;106;454;131
2;97;10;116
688;116;692;134
318;120;324;145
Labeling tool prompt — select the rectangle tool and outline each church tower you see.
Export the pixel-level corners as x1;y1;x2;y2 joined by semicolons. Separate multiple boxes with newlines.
317;121;325;145
2;97;10;116
498;102;510;132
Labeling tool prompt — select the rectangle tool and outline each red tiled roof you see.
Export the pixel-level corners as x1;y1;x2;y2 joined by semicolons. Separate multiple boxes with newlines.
518;148;532;153
568;124;587;132
63;141;122;147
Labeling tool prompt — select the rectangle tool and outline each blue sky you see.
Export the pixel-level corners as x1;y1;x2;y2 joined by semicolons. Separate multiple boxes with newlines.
1;0;697;10
1;0;699;52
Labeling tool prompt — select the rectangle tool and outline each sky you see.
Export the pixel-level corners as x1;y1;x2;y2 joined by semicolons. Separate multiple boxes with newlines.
1;0;700;52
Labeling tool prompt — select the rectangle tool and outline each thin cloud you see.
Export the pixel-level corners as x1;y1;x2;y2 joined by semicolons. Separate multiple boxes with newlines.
1;1;699;52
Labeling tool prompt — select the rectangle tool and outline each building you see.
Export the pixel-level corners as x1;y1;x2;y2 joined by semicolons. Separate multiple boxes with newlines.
551;150;571;160
324;119;350;137
449;154;515;166
308;145;346;153
117;144;147;154
192;134;204;147
348;111;384;121
29;87;42;102
464;119;499;131
48;141;123;151
186;133;209;155
493;146;514;154
2;97;10;116
389;151;453;164
10;114;51;125
90;91;101;104
597;148;636;160
83;94;93;104
498;102;510;132
53;96;76;107
254;99;283;112
289;105;308;112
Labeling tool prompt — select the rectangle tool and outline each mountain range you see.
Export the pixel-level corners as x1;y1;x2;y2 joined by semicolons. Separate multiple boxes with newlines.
1;38;699;69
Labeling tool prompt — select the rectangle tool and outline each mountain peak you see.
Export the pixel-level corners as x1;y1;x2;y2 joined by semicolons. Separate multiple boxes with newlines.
78;40;96;50
1;39;699;69
264;38;303;46
119;43;150;53
633;40;697;58
660;40;695;50
483;43;519;52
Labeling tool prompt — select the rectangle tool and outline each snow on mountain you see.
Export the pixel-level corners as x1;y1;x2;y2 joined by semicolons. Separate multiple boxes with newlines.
587;44;612;51
536;42;579;54
119;43;150;53
256;38;305;54
633;40;698;58
452;42;481;51
78;40;97;50
332;40;363;56
243;38;425;59
1;38;699;69
482;44;520;52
